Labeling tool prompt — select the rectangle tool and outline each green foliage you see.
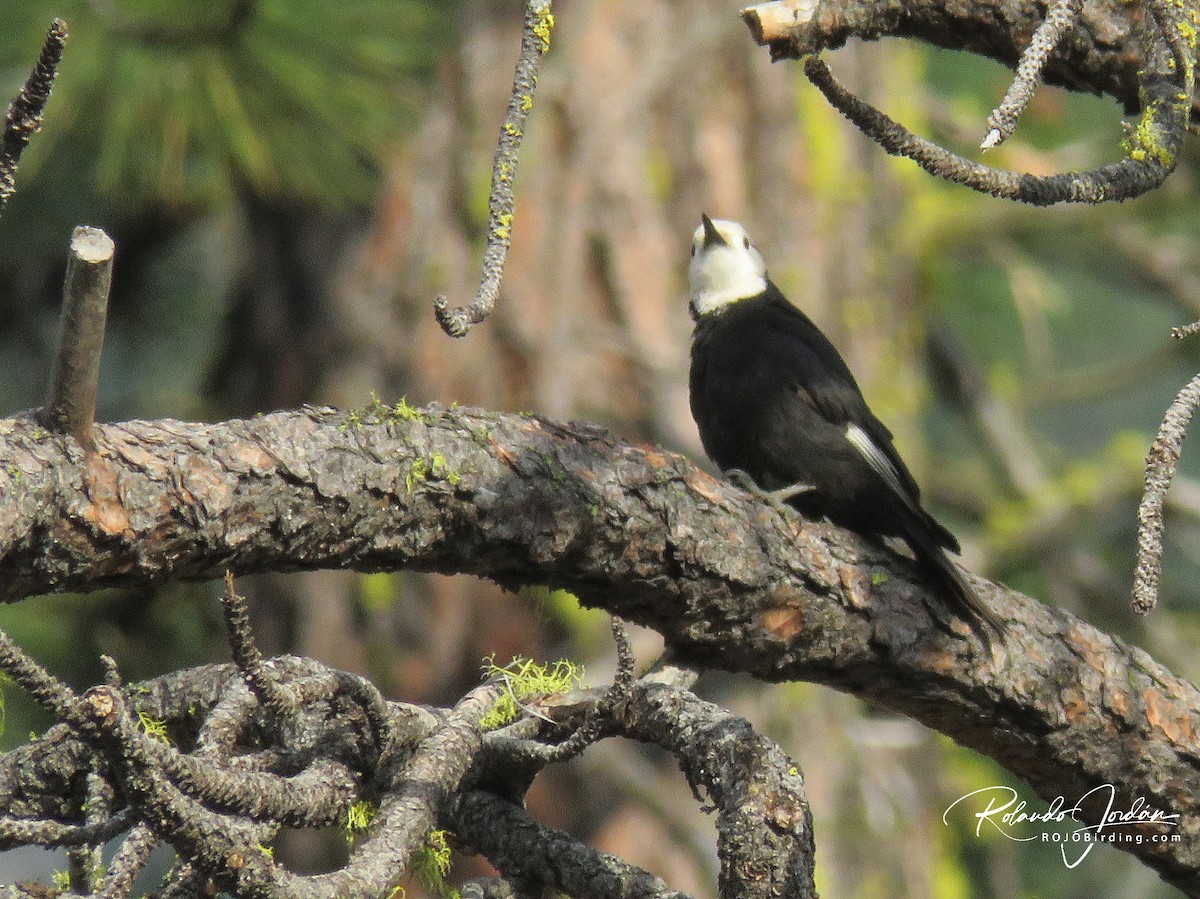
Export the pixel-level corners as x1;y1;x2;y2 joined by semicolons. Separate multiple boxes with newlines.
479;655;585;730
0;0;455;208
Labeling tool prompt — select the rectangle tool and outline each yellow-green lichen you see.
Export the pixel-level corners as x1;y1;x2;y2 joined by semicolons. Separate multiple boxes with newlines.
136;711;171;744
1122;107;1175;167
493;212;514;241
413;829;458;899
532;7;555;54
406;452;461;493
344;393;431;430
344;800;377;847
480;656;584;730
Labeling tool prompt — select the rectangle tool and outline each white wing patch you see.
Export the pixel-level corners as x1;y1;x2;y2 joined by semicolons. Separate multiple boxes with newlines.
845;423;918;513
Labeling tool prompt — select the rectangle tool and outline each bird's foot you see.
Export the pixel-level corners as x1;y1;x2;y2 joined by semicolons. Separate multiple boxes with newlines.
724;468;814;515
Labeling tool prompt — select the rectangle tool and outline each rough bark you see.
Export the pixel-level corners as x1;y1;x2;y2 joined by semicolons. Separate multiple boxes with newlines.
0;404;1196;891
744;0;1154;113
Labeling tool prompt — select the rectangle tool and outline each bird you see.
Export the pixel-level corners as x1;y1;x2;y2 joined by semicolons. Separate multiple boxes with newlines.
686;213;1002;638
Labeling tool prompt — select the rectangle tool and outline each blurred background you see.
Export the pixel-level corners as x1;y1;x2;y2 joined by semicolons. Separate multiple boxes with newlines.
1;0;1198;896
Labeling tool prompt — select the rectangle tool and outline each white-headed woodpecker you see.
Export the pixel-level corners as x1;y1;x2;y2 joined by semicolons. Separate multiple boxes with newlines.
686;214;1002;637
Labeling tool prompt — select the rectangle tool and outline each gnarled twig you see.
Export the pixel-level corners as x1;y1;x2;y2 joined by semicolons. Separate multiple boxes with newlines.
981;0;1083;148
803;56;1183;205
0;19;67;219
433;0;554;337
1133;323;1200;614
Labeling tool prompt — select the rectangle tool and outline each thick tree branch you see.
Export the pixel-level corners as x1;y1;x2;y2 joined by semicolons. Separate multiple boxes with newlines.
742;0;1151;112
0;405;1197;891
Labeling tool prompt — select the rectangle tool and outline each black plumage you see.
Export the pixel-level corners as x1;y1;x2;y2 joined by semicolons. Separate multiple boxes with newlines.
688;246;1001;637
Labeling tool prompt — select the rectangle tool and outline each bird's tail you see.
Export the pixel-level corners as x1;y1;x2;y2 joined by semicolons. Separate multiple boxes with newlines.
910;530;1004;641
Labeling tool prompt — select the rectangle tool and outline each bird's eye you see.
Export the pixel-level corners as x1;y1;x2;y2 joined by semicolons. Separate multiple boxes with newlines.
742;236;751;249
690;245;696;257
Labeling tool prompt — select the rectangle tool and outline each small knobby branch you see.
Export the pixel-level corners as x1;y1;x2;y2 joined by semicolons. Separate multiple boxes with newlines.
0;405;1198;892
980;0;1083;149
1132;323;1200;614
742;0;1197;203
433;0;554;337
0;19;67;219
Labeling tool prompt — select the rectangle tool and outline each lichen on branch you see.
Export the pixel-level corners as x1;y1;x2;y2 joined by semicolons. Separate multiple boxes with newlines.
743;0;1197;203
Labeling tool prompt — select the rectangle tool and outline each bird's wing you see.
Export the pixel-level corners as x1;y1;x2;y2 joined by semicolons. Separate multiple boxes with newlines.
843;422;922;516
762;288;927;503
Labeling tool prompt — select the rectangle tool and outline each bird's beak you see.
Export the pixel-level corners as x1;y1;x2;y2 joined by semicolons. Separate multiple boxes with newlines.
701;213;725;249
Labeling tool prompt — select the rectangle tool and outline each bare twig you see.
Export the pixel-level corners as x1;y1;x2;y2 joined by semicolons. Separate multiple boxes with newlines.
0;811;133;851
97;824;158;899
981;0;1083;149
42;227;116;450
0;628;80;722
744;0;1193;203
1173;321;1200;341
433;0;553;337
220;572;299;715
802;56;1182;205
541;617;637;762
1134;369;1200;615
68;769;114;893
0;19;67;219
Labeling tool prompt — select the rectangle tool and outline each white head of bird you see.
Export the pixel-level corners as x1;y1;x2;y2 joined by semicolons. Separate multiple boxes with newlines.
688;214;768;318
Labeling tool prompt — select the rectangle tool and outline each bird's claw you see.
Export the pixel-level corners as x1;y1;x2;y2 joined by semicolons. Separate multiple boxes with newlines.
724;468;814;515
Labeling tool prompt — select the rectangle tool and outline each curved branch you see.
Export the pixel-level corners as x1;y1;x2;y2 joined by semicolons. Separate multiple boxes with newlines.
433;0;554;337
450;789;691;899
742;0;1150;111
1133;371;1200;614
0;406;1198;890
802;56;1181;205
745;0;1194;203
610;684;816;899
